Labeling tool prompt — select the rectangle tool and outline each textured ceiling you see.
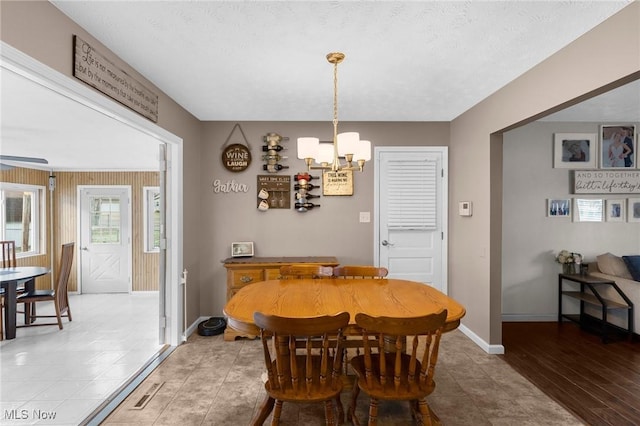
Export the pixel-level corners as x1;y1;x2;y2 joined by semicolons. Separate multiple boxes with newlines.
50;0;632;122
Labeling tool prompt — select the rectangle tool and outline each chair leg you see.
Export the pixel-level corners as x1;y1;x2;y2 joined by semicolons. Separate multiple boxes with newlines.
250;395;275;426
348;377;361;425
323;399;337;426
271;400;283;425
367;397;379;426
416;398;434;426
54;302;63;330
334;394;344;424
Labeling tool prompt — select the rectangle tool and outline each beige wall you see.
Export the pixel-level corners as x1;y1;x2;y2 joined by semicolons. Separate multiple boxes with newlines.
201;121;449;315
0;0;204;327
450;3;640;345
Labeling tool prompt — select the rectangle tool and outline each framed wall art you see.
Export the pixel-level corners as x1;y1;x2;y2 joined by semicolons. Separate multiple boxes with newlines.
553;133;597;169
547;198;571;217
600;125;635;169
605;199;626;222
573;198;603;222
628;198;640;223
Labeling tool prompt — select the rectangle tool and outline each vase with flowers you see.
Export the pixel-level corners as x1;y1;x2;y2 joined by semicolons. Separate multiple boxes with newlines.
556;249;581;274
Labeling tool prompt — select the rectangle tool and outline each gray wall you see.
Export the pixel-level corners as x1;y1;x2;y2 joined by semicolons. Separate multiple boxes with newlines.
200;121;450;316
502;121;640;321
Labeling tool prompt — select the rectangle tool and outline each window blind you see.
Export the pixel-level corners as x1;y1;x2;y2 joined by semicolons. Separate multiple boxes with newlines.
386;159;437;230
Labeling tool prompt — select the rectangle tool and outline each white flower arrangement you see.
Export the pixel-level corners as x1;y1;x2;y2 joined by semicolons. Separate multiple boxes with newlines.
556;250;573;264
556;250;581;265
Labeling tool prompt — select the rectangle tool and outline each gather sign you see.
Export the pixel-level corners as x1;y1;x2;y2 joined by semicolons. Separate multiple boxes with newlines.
573;170;640;194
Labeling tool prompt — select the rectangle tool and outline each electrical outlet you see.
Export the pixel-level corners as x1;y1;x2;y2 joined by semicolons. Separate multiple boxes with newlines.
359;212;370;223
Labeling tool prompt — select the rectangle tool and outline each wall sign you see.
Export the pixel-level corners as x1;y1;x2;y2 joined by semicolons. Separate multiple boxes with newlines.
323;170;353;196
573;170;640;194
73;35;158;122
222;144;251;172
221;123;252;172
257;175;291;210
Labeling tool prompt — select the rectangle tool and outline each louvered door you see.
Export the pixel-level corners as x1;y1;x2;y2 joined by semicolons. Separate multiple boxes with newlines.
376;148;447;292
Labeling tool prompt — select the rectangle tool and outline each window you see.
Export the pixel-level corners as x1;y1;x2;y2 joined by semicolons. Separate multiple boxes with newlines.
143;187;161;252
0;183;45;256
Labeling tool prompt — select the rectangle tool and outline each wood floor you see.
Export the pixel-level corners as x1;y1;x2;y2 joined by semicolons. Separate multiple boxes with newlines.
501;322;640;426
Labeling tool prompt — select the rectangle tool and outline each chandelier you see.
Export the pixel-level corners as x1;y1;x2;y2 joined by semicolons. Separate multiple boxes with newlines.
297;52;371;172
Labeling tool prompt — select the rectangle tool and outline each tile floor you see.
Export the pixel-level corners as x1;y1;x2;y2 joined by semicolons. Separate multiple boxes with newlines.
0;293;163;425
104;329;586;425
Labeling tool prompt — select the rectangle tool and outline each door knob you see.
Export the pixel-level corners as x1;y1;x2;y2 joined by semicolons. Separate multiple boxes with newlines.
381;240;394;247
81;247;89;251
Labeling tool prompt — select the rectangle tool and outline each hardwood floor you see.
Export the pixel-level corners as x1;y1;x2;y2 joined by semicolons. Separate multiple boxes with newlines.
501;322;640;426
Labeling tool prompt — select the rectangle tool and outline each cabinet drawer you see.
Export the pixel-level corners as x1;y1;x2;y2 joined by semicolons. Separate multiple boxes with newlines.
229;269;264;288
265;268;282;280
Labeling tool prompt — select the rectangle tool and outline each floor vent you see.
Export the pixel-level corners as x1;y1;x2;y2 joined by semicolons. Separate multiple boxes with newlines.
130;382;164;410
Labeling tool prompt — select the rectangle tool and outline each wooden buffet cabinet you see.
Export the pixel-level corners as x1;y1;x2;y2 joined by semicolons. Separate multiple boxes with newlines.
222;256;339;340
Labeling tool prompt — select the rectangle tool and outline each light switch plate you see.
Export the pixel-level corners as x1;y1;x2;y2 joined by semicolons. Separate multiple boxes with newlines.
359;212;371;223
459;201;472;216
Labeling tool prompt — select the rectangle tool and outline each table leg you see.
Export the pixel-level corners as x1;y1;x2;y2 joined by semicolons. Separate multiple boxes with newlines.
22;278;36;324
2;280;17;339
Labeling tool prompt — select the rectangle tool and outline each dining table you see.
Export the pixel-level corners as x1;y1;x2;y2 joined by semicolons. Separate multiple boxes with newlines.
223;277;466;339
0;266;51;339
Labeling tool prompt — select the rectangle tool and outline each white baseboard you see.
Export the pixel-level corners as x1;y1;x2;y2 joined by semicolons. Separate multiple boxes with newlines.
184;316;210;340
457;324;505;355
501;314;557;322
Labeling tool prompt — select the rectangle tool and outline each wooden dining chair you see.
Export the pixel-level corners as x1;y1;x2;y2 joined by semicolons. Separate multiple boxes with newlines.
347;309;448;426
332;265;388;279
279;264;334;279
251;311;350;426
1;240;17;268
16;242;74;330
0;240;16;340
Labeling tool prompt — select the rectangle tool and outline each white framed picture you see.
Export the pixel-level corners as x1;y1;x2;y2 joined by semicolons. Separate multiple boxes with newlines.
605;199;626;222
547;198;571;217
600;125;635;169
553;133;597;169
573;198;603;222
628;198;640;223
231;241;254;257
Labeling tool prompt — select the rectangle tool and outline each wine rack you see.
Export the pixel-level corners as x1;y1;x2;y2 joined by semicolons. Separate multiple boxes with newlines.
293;172;320;212
262;132;289;173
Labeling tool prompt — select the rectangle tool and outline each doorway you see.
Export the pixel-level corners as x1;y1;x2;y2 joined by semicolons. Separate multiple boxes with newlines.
79;186;132;293
374;147;448;293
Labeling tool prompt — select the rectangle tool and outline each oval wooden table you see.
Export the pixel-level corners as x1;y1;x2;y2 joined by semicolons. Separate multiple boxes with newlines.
223;278;466;340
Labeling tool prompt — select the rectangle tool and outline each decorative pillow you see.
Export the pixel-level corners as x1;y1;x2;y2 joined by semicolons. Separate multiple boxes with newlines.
622;256;640;281
596;253;633;279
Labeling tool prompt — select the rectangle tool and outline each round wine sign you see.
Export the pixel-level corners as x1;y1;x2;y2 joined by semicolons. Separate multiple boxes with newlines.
222;143;251;172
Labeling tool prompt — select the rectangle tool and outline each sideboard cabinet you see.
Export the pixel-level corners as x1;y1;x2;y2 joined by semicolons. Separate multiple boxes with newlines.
222;256;339;340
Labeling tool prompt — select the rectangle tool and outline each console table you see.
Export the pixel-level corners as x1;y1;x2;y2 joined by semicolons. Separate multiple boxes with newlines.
222;256;339;340
558;273;634;342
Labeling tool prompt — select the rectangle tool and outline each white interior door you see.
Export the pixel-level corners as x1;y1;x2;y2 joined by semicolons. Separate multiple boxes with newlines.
375;147;448;293
79;186;131;293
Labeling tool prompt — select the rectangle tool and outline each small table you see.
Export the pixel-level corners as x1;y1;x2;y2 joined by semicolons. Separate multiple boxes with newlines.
558;273;634;342
0;266;50;339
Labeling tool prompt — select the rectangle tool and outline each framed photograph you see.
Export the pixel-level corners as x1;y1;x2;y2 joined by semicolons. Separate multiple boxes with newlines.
605;199;626;222
628;198;640;223
600;125;635;169
573;198;603;222
553;133;597;169
231;241;254;257
547;198;571;217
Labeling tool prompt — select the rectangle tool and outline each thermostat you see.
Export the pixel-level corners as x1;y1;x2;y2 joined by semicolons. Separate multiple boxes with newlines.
459;201;473;216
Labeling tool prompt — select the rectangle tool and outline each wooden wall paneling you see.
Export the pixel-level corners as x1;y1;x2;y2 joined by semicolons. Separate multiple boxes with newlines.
56;172;159;292
1;167;159;292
